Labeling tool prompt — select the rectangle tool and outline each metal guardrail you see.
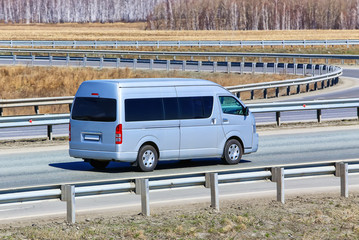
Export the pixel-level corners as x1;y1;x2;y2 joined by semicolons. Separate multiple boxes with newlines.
0;98;358;139
1;159;358;223
2;48;359;64
0;50;343;101
1;39;359;49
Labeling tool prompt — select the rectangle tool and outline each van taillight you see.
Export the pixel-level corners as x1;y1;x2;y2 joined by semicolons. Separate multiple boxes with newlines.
115;124;122;144
69;123;71;142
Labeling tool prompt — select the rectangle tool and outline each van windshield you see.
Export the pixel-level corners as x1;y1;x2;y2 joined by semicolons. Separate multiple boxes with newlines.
72;97;116;122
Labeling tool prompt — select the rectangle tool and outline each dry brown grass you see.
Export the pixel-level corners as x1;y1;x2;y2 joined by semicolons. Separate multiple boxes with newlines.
3;23;359;41
0;66;295;116
1;193;359;239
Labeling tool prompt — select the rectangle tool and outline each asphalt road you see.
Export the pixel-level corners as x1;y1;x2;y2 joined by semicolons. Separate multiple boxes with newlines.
1;125;358;189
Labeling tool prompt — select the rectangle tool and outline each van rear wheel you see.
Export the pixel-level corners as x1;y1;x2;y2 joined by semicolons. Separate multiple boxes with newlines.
88;159;110;169
222;139;243;165
137;145;158;172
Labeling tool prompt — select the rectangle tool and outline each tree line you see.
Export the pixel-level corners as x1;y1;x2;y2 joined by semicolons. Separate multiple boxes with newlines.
0;0;162;23
1;0;359;31
147;0;359;30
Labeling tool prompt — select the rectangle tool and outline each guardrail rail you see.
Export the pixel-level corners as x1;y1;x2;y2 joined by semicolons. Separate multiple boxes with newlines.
1;39;359;49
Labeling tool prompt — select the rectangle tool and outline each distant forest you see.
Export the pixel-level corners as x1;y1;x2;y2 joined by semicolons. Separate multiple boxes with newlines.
1;0;359;30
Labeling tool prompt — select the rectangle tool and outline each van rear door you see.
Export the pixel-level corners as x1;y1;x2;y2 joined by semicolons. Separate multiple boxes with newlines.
70;96;118;153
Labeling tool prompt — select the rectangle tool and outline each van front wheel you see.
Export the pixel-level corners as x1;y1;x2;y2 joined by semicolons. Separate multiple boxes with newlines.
222;139;243;165
137;145;158;172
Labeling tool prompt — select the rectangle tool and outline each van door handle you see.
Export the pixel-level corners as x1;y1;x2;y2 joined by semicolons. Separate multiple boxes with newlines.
223;118;229;124
211;118;216;124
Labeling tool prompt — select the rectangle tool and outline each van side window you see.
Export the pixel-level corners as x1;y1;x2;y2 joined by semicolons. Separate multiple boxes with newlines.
125;96;213;122
178;97;213;119
219;96;244;115
125;98;164;121
163;97;179;120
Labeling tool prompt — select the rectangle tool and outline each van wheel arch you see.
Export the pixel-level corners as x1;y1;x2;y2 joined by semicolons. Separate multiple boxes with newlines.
139;141;160;159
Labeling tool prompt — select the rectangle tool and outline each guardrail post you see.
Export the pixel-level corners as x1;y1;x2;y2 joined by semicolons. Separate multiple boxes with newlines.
213;61;217;73
250;90;255;100
140;179;150;216
0;108;3;116
286;86;291;96
83;56;87;67
182;60;186;71
296;85;301;94
66;54;70;66
263;63;267;74
49;55;53;66
303;64;307;75
252;62;255;74
166;60;170;71
236;92;241;99
327;79;331;88
275;87;279;98
284;63;288;74
314;82;318;91
198;61;202;72
274;63;278;74
47;125;53;140
99;56;104;69
271;167;285;204
240;62;244;74
276;112;281;126
31;54;35;66
34;105;39;114
263;89;267;99
317;109;322;123
73;40;77;49
61;185;76;224
306;84;310;92
357;107;359;120
335;163;349;198
294;64;297;75
227;62;231;73
116;58;120;68
321;80;325;89
205;173;219;211
150;59;154;70
312;64;315;76
12;55;16;65
133;58;137;70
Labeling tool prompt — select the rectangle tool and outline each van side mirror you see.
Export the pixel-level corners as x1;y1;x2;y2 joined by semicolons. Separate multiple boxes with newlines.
244;107;249;116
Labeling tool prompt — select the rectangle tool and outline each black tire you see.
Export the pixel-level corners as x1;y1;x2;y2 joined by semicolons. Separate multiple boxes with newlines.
137;145;158;172
222;139;243;165
88;159;110;169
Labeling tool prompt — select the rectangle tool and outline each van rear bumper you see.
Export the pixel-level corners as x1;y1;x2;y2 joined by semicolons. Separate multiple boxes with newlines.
69;149;137;163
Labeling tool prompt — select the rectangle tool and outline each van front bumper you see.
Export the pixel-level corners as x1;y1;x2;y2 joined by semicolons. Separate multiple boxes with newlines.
244;133;259;154
69;149;137;163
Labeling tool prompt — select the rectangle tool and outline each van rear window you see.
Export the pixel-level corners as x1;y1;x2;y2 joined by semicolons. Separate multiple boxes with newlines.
71;97;116;122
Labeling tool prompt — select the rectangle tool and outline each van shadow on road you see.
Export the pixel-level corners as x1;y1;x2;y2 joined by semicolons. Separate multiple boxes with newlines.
49;158;252;174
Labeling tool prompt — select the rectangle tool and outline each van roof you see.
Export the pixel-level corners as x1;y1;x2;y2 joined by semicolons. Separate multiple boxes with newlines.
86;78;220;88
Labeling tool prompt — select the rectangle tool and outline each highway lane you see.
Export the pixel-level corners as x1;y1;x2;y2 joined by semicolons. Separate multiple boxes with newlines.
0;125;358;189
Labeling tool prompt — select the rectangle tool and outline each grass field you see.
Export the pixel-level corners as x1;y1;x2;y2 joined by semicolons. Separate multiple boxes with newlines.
1;193;359;239
2;23;359;41
3;23;359;55
0;66;296;116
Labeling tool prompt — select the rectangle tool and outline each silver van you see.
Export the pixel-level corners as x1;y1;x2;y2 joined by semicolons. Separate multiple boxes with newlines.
69;78;258;171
